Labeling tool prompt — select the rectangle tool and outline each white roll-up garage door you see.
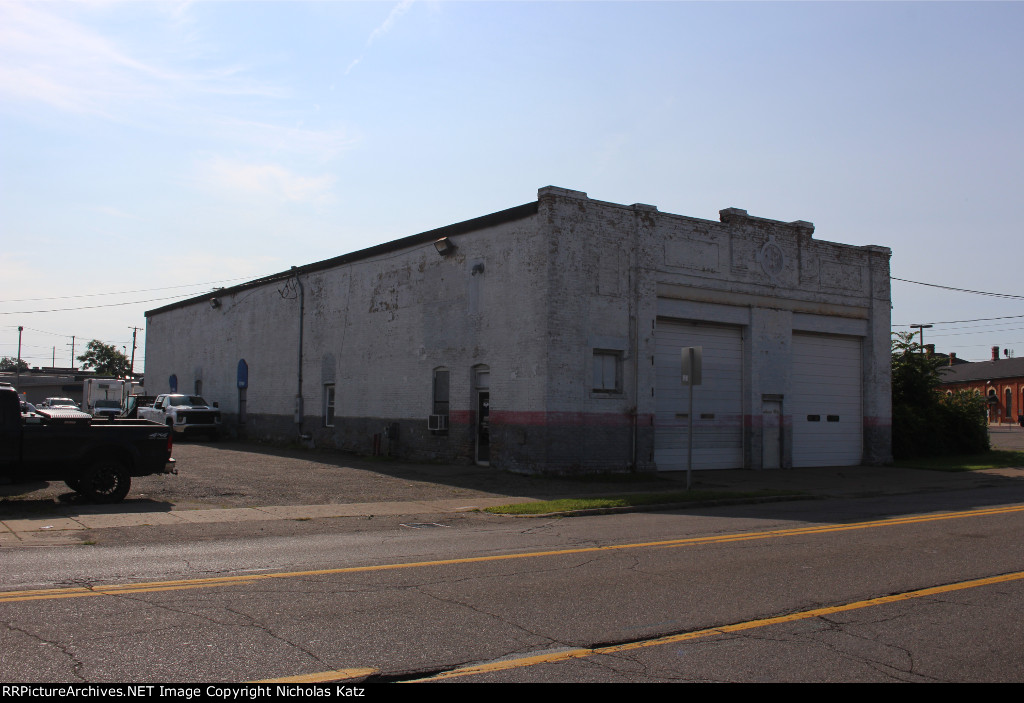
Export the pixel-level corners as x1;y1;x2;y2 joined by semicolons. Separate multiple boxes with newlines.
791;333;863;467
654;320;743;471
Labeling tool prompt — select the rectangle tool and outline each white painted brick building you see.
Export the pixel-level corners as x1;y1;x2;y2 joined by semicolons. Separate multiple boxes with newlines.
145;186;892;473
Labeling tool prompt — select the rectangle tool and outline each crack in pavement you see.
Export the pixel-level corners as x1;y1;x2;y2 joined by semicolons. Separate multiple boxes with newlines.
410;583;565;653
3;620;88;682
813;614;940;683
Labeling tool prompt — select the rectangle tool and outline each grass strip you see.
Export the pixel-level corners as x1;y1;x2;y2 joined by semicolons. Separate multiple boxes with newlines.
891;450;1024;472
483;489;796;515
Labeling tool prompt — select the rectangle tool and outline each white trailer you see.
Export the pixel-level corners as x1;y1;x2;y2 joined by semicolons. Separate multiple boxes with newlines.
82;378;126;415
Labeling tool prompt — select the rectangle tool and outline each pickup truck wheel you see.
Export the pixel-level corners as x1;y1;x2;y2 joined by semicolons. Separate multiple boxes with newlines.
81;460;131;503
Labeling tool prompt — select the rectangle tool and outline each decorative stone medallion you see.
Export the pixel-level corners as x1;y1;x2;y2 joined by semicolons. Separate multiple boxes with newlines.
758;237;785;284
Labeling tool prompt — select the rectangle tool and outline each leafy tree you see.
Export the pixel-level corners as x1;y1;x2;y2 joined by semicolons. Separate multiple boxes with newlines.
77;340;130;376
891;331;988;459
0;356;28;372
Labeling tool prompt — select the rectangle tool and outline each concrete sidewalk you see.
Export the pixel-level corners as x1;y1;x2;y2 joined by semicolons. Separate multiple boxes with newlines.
0;495;534;547
4;463;1023;547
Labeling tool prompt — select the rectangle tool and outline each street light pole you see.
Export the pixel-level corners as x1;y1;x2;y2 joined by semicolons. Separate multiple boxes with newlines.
910;324;933;354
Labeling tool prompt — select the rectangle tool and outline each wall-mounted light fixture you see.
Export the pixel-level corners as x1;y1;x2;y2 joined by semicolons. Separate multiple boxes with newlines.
210;297;221;309
434;237;456;256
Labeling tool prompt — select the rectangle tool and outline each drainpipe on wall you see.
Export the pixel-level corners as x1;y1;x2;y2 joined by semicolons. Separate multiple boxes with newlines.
292;267;307;440
628;270;639;471
628;214;641;471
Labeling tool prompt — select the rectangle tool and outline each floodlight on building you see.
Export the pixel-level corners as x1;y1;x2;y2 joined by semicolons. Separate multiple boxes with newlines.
210;297;221;309
434;237;456;256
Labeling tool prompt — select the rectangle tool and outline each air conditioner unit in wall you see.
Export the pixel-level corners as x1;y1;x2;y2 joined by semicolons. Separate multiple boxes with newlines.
427;414;449;431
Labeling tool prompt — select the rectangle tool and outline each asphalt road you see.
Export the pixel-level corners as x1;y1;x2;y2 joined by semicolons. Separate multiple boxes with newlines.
2;485;1024;682
2;429;1023;682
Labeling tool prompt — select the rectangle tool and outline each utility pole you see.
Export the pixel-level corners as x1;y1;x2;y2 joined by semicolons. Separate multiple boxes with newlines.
67;336;76;369
128;326;142;377
16;326;23;391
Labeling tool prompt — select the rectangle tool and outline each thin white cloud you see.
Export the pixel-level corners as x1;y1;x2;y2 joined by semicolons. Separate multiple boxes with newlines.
198;156;336;204
0;2;281;118
346;0;415;75
345;57;363;76
0;3;146;116
367;0;415;46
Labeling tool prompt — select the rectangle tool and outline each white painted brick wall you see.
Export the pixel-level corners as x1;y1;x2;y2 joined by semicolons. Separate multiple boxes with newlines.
145;185;891;466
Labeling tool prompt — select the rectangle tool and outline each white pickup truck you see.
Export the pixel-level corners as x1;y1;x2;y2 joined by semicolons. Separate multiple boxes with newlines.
139;394;221;440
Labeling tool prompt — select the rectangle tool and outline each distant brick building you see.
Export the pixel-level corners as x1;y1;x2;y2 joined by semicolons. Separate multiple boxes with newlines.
939;346;1024;425
923;344;969;367
145;186;892;473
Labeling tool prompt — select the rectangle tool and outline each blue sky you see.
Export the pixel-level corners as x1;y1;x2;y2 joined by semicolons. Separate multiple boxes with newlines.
1;0;1022;371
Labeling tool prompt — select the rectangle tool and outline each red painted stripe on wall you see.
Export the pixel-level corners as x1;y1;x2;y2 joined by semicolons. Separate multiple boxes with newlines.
446;411;652;427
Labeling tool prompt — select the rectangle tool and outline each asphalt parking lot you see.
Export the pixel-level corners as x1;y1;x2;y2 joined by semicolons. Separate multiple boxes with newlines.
3;427;1023;521
0;439;682;517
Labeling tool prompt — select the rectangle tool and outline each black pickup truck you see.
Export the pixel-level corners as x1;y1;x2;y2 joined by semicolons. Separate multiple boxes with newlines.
0;385;176;502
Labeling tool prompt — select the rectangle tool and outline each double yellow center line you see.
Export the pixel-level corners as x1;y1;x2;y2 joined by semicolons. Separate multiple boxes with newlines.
2;503;1022;604
409;569;1024;682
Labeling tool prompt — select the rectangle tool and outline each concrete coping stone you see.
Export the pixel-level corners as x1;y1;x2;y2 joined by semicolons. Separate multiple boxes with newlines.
538;186;588;200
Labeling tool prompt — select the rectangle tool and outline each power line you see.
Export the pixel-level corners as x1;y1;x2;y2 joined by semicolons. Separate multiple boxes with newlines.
928;327;1024;338
3;325;72;337
0;277;254;304
0;293;197;315
891;277;1024;300
893;314;1024;327
945;341;1024;348
925;321;1024;333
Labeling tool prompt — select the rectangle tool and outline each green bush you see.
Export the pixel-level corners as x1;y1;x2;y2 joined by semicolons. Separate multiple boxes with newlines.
937;391;990;454
891;333;989;459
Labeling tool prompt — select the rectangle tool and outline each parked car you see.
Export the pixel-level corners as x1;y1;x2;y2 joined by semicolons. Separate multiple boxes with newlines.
40;397;79;409
92;399;122;420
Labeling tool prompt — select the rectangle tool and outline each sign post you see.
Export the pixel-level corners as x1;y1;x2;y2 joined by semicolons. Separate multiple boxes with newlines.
680;346;702;489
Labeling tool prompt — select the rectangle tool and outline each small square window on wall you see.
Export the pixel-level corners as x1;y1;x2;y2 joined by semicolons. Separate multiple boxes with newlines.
593;350;622;393
323;384;335;427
